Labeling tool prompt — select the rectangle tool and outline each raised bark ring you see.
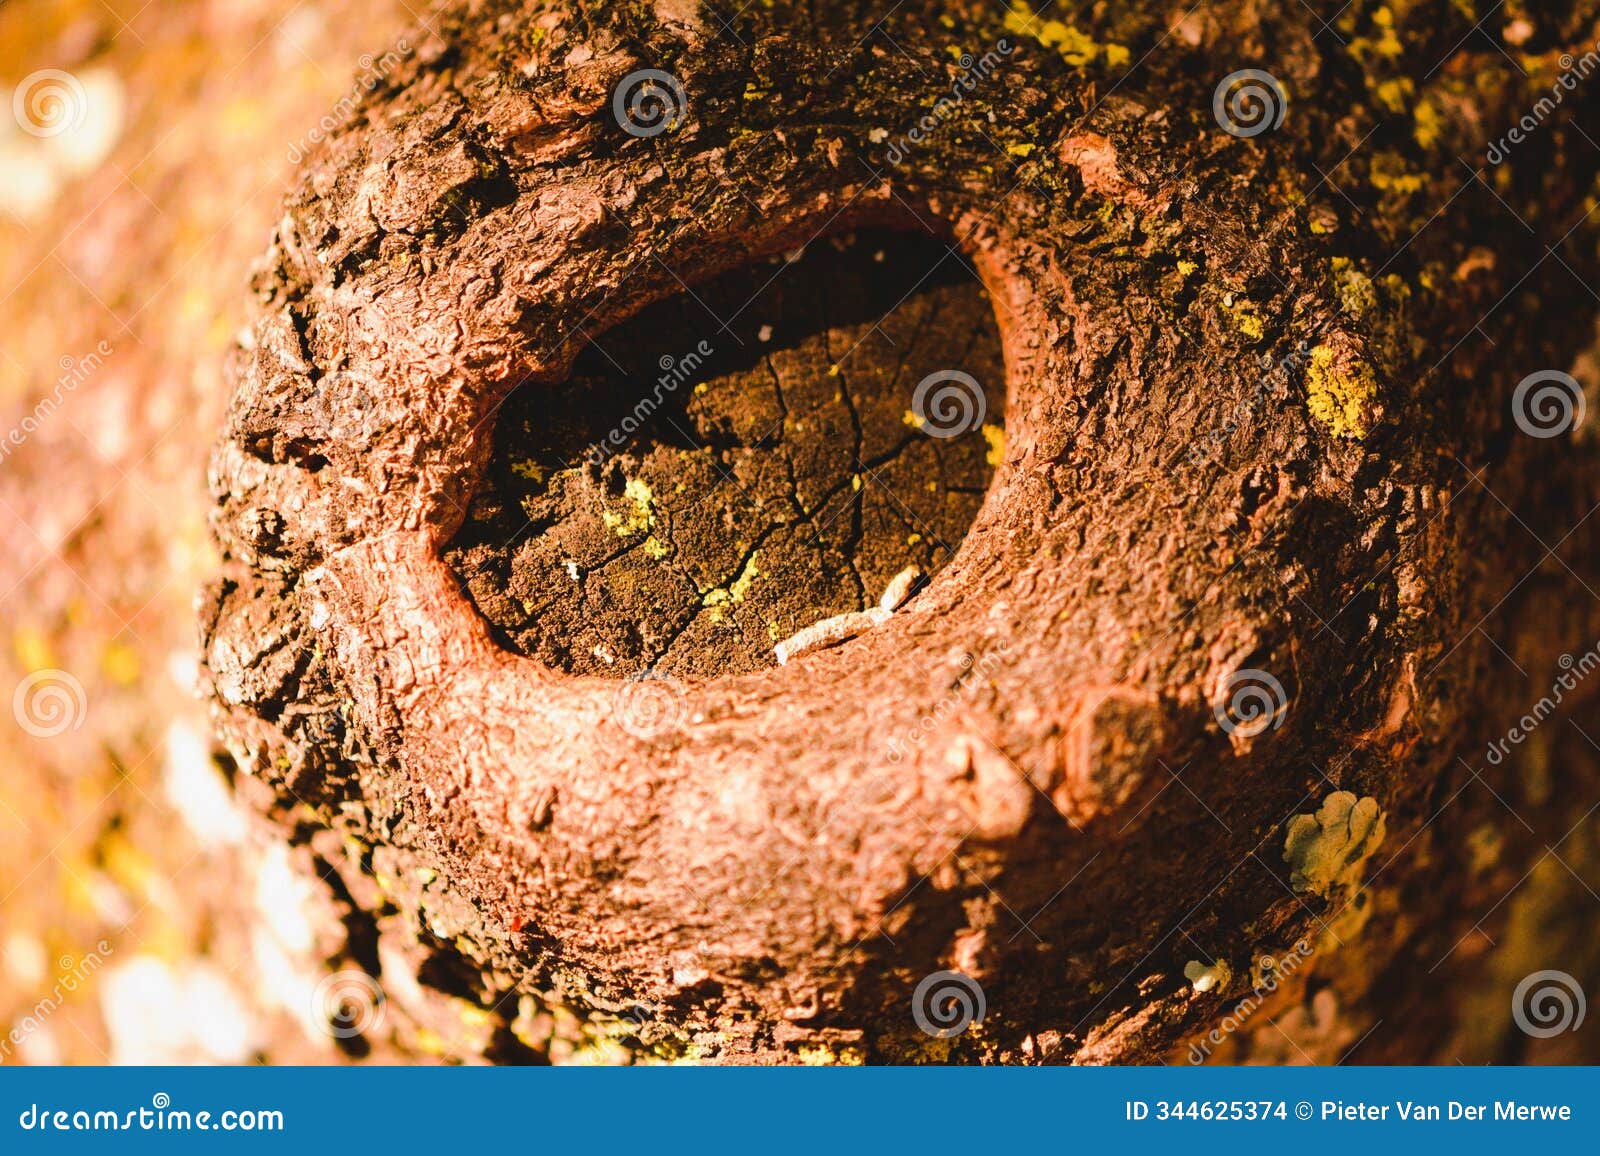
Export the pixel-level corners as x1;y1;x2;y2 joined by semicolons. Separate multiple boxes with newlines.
206;5;1400;1060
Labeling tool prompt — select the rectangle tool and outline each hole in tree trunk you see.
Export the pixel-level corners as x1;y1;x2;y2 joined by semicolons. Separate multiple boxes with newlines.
443;228;1006;679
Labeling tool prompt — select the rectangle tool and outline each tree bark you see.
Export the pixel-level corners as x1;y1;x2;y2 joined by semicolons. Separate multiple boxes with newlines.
8;0;1600;1065
198;0;1600;1063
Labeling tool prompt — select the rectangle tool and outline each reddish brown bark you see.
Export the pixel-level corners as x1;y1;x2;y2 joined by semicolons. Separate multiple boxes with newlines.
193;0;1600;1064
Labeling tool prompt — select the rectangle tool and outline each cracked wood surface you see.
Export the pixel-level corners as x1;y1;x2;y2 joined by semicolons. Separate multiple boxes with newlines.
444;228;1002;678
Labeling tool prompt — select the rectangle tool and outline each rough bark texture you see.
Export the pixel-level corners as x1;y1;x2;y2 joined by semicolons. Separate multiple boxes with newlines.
14;0;1600;1065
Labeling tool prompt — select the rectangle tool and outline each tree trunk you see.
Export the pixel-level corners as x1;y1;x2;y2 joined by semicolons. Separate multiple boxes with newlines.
9;0;1600;1065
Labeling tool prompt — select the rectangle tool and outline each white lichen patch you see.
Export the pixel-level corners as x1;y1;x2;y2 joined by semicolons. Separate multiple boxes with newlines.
776;567;923;664
1183;958;1233;993
1283;791;1386;895
877;565;923;612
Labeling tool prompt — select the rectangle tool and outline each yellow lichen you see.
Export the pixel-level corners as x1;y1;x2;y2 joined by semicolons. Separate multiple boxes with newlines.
1346;5;1404;61
1412;98;1441;149
1283;791;1387;895
1373;77;1414;114
601;478;655;538
981;423;1006;467
701;552;761;624
1305;344;1378;439
797;1044;866;1065
1002;3;1129;68
1330;257;1378;317
728;552;761;602
1369;152;1424;196
1221;294;1265;341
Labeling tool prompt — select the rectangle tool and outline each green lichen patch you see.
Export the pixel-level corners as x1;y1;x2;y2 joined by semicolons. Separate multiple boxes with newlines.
1283;791;1387;895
